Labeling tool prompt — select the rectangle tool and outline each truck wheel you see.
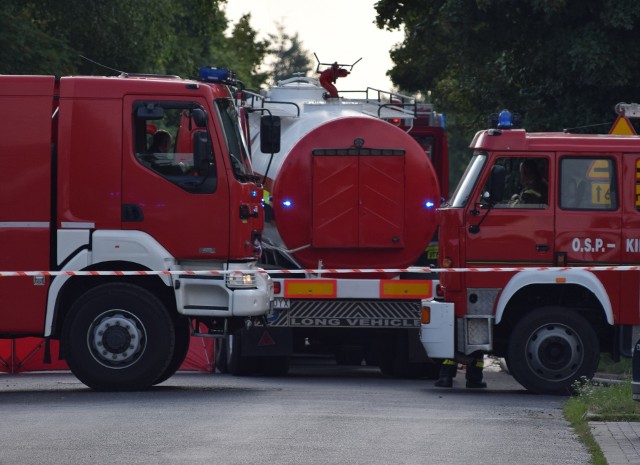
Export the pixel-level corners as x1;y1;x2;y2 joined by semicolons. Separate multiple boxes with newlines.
214;338;229;373
260;356;290;376
153;317;191;385
376;333;438;379
226;332;258;376
62;283;175;391
377;338;397;376
507;307;599;395
335;346;364;366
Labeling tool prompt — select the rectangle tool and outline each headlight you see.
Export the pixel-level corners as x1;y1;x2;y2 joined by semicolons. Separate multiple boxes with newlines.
226;270;257;289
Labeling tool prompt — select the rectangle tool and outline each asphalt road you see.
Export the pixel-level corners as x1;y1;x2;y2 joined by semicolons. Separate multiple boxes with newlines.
0;358;590;465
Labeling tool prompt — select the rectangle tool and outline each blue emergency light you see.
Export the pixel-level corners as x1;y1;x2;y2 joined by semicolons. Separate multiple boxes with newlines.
282;199;293;208
199;67;237;85
497;110;513;129
424;201;435;208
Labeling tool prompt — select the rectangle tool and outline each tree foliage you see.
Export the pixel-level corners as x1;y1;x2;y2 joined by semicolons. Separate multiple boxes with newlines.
268;23;313;84
0;0;270;88
375;0;640;187
222;14;271;90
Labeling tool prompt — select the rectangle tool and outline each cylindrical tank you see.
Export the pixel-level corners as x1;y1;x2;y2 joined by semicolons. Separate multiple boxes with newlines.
247;77;441;269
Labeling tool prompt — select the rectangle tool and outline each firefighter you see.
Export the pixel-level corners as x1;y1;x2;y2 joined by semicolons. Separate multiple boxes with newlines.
434;352;487;388
510;159;547;205
319;62;349;99
148;129;172;154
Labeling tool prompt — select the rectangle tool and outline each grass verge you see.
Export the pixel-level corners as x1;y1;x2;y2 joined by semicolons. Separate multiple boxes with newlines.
563;355;637;464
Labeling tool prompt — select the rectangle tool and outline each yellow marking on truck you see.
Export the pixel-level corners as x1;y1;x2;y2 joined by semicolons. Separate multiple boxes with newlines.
591;182;611;206
587;160;611;179
380;280;432;299
636;160;640;208
284;279;337;298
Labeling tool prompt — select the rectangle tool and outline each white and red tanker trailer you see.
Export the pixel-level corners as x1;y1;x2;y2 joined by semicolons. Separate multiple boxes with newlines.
216;62;448;376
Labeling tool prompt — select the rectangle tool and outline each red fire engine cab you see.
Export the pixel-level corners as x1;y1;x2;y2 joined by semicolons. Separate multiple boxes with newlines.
421;107;640;394
215;65;448;377
0;67;272;390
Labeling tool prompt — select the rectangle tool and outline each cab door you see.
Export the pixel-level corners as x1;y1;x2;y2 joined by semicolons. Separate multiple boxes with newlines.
122;96;230;260
554;155;622;317
464;154;554;289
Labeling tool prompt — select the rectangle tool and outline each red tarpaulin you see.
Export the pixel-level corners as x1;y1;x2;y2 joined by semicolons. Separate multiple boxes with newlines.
0;335;214;374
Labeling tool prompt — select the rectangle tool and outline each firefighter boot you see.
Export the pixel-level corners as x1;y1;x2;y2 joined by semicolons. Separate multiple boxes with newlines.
434;359;457;388
465;356;487;389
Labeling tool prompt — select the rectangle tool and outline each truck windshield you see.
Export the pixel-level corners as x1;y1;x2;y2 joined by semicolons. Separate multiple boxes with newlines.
215;98;253;181
449;152;487;207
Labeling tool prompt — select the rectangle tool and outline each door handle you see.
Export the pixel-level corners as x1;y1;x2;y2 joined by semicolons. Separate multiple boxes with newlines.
536;244;549;252
122;204;144;222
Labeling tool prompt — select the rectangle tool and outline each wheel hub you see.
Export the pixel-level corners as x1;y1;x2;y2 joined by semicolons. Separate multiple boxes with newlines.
89;310;146;368
526;324;583;381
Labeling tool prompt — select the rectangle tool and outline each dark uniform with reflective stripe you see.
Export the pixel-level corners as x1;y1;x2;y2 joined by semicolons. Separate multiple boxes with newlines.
434;351;486;389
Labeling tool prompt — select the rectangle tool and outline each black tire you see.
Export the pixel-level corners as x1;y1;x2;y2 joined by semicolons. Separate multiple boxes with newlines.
507;307;600;395
153;317;191;385
62;283;175;391
260;356;290;376
335;346;364;366
378;354;396;377
226;332;258;376
214;337;228;374
376;333;439;379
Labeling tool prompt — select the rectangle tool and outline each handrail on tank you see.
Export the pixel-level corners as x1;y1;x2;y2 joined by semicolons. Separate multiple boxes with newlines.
239;89;301;117
237;82;434;122
340;88;418;119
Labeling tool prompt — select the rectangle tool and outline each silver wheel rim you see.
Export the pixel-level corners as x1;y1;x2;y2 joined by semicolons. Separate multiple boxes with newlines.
87;309;147;369
525;322;583;382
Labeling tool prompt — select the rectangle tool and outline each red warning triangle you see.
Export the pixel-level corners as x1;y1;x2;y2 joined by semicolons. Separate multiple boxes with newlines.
258;330;276;346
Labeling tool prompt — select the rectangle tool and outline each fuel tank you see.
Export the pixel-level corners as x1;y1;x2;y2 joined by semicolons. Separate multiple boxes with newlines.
246;77;441;269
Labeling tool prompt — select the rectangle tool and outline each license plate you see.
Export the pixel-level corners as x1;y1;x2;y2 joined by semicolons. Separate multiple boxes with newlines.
272;298;290;309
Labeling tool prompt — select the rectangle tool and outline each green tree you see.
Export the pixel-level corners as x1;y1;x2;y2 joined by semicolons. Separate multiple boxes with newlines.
375;0;640;188
220;14;271;90
0;2;76;74
0;0;270;89
268;23;313;84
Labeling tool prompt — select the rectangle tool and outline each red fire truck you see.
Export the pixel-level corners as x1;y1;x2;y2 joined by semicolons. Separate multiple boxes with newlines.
215;66;448;377
421;107;640;394
0;67;273;390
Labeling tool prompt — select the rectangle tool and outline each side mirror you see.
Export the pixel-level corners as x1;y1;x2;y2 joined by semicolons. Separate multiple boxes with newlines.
260;115;281;154
192;108;207;128
193;131;213;170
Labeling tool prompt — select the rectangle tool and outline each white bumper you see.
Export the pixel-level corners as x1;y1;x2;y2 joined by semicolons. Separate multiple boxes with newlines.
175;270;273;318
419;300;455;359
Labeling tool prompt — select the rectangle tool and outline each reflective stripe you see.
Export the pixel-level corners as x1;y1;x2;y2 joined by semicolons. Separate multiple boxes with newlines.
284;279;337;298
0;222;49;228
61;222;95;229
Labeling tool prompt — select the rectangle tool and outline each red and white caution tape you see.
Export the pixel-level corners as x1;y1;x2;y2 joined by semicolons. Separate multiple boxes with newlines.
2;265;640;278
0;270;264;278
267;266;640;274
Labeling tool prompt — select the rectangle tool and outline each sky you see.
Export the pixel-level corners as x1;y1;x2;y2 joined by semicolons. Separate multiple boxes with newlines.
223;0;404;91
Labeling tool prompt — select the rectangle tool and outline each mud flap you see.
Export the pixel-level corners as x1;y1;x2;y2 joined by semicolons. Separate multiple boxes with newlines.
240;327;293;357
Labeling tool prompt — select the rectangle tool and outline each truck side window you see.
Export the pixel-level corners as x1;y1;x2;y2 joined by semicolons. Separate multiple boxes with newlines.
133;101;217;194
560;158;617;210
484;157;548;209
215;98;252;181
